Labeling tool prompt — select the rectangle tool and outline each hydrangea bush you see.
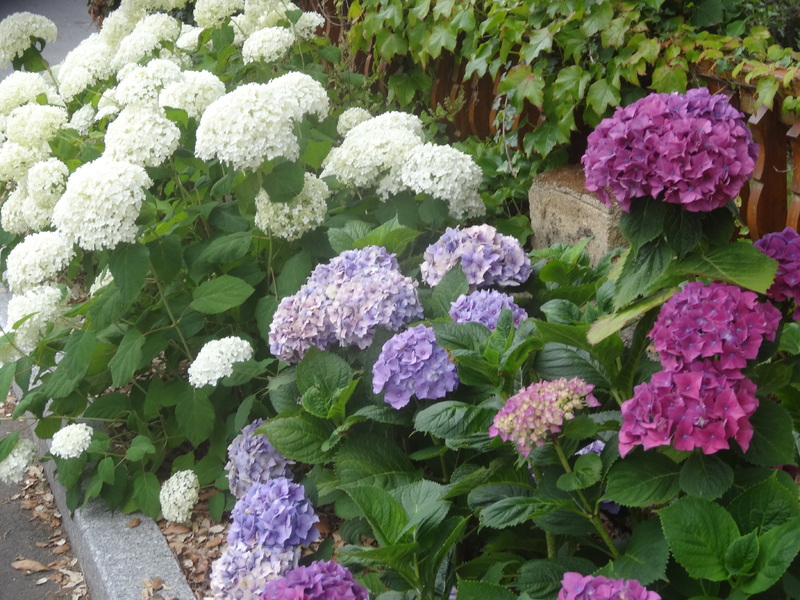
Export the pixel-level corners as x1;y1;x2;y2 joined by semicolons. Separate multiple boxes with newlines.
0;3;797;600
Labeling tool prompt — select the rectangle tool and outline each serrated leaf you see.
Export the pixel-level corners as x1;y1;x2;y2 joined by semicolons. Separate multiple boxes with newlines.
728;477;800;534
43;331;96;399
619;197;667;249
147;234;182;282
429;267;469;318
479;496;557;529
345;485;408;546
260;414;335;464
190;275;254;314
84;392;131;420
597;518;669;585
679;452;734;499
109;243;150;306
392;480;449;532
455;580;517;600
125;435;156;462
414;401;496;440
263;161;306;203
516;557;596;598
725;531;759;577
109;328;145;387
0;431;21;464
740;518;800;594
296;347;353;395
557;452;602;491
335;436;419;489
677;242;777;294
133;471;161;521
744;400;796;466
175;388;214;447
604;451;680;507
586;78;621;115
614;238;672;309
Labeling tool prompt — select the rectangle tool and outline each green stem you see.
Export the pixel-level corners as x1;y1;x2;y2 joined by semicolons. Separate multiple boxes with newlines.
528;460;557;559
553;440;619;558
153;276;193;361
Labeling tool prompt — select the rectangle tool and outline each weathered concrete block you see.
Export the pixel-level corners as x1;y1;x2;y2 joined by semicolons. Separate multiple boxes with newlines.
529;165;626;263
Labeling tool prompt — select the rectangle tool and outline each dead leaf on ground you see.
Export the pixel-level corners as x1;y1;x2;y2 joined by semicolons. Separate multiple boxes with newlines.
128;517;142;528
11;558;50;573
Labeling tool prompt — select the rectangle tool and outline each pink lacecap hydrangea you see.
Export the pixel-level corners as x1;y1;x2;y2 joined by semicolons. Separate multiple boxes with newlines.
557;573;661;600
754;226;800;318
618;361;758;457
489;377;599;456
649;281;781;372
582;87;758;212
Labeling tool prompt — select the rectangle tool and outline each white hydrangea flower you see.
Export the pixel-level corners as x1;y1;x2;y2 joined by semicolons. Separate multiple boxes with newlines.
0;438;36;484
95;87;122;122
55;33;118;101
139;0;191;9
0;71;59;116
159;470;199;523
254;173;329;241
5;104;68;146
175;24;204;52
112;13;182;71
0;141;50;183
230;0;289;44
0;12;57;67
293;11;325;41
194;0;244;28
50;423;93;459
3;284;65;358
52;157;152;251
23;158;70;231
89;268;114;296
5;231;74;294
0;182;28;234
105;105;180;167
196;73;328;170
98;3;148;48
188;336;254;388
397;143;486;219
115;58;183;107
68;104;95;135
159;70;226;119
336;106;371;137
242;27;295;64
4;284;66;355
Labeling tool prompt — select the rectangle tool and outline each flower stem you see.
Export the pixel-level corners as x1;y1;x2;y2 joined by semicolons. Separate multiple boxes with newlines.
528;460;556;559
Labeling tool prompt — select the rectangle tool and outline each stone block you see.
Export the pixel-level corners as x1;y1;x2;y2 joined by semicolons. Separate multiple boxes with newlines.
529;165;626;263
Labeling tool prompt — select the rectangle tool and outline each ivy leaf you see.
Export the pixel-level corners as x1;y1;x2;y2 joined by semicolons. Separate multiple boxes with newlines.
553;65;591;102
521;29;553;63
586;79;621;116
755;77;781;110
422;24;458;59
652;60;688;93
582;2;613;36
190;275;255;314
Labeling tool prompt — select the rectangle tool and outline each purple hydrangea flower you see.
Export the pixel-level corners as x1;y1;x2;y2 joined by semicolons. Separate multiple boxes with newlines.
260;560;369;600
557;573;661;600
755;226;800;318
618;361;758;458
269;246;423;363
420;225;531;289
209;542;299;600
372;324;459;409
449;290;528;329
489;378;599;456
649;281;781;371
582;87;758;212
225;419;294;499
228;478;319;550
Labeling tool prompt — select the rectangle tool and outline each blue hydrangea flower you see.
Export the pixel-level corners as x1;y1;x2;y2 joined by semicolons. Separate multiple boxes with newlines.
449;290;528;330
225;419;294;499
373;324;459;409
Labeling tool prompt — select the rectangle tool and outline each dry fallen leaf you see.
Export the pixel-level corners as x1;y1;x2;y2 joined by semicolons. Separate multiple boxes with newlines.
128;517;142;528
11;558;50;573
53;544;71;555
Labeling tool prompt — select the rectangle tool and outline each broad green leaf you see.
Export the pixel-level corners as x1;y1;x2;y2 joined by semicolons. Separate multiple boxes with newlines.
664;207;703;258
553;65;591;102
521;29;553;63
175;388;215;447
755;76;781;110
392;480;449;532
744;400;796;466
659;496;740;581
414;401;495;440
190;275;254;314
582;1;613;36
728;477;800;534
54;455;88;490
97;456;116;485
597;518;669;585
422;23;457;58
429;267;469;318
0;431;20;464
255;296;278;343
276;250;312;298
109;328;145;387
740;518;800;594
260;414;335;464
533;343;612;388
614;238;672;309
619;196;666;249
586;78;621;116
263;161;306;204
557;452;602;491
296;347;353;395
133;471;161;520
432;321;488;351
604;451;680;507
679;452;734;500
652;61;688;93
84;392;131;420
0;363;16;407
109;242;150;305
587;288;678;344
43;331;96;399
677;242;778;294
455;580;517;600
353;217;419;255
345;485;408;546
125;435;157;462
335;435;419;489
516;557;596;597
192;231;252;277
147;234;182;282
725;531;759;577
691;0;723;27
479;496;559;529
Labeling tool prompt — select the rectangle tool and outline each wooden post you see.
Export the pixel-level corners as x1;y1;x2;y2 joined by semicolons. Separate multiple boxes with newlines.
747;105;787;239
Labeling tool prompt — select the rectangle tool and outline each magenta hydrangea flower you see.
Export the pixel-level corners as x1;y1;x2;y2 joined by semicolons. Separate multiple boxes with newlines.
260;560;369;600
582;87;758;212
209;542;299;600
449;290;528;330
372;324;459;409
225;419;294;499
420;225;531;289
557;573;661;600
649;281;781;371
489;377;599;456
618;361;758;457
754;226;800;318
228;478;319;551
269;246;422;363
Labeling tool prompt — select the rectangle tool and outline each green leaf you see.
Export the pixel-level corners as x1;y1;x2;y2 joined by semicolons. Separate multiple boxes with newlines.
414;401;496;440
691;0;724;27
255;296;278;343
586;78;621;116
582;1;613;36
744;400;797;467
659;496;740;581
677;242;778;294
97;456;116;485
190;275;255;314
422;23;457;59
604;451;680;507
392;480;449;532
263;161;306;204
147;234;182;282
84;392;131;420
109;242;150;305
533;343;612;388
619;196;667;249
0;363;16;407
276;250;312;298
353;217;420;255
557;452;602;491
651;60;688;93
345;485;408;546
260;414;335;464
740;518;800;594
335;436;419;489
553;65;591;102
725;531;759;577
429;266;469;318
598;519;669;585
664;207;703;258
728;477;800;534
432;321;488;352
755;76;781;110
516;557;596;598
376;30;408;60
614;238;672;309
192;231;252;278
679;452;734;500
499;65;545;108
296;347;353;395
455;580;517;600
175;388;215;447
43;331;96;399
109;328;145;388
587;288;678;344
133;471;161;521
479;496;558;529
125;435;157;462
0;431;21;464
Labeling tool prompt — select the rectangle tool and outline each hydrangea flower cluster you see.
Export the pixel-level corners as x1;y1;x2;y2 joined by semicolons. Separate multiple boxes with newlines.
194;0;244;28
372;325;459;409
226;419;294;499
227;478;319;549
0;438;36;484
0;158;70;234
159;70;226;119
260;560;369;600
254;174;330;241
0;72;58;116
50;423;93;459
159;470;199;523
489;378;599;456
336;107;371;136
754;227;800;318
557;573;661;600
648;281;781;372
2;284;65;360
112;12;182;70
0;12;57;66
619;281;778;457
242;26;295;64
269;246;422;363
421;225;532;289
5;231;74;293
582;87;758;212
105;104;180;167
619;361;758;456
188;336;254;388
449;290;528;330
210;542;299;600
115;58;183;107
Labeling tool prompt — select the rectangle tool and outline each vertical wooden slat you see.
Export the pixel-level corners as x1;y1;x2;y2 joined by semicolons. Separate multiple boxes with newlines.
786;122;800;232
747;105;787;239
